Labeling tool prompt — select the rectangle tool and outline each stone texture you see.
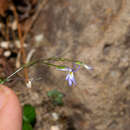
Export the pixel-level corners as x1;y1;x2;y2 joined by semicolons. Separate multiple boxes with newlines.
14;0;130;129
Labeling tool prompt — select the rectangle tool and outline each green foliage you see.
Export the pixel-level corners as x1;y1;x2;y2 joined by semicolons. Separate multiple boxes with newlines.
56;66;66;69
0;78;5;84
23;121;33;130
47;89;64;106
22;104;36;130
75;61;83;65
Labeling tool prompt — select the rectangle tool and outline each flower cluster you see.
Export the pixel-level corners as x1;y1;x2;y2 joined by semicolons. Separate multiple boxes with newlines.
57;64;92;86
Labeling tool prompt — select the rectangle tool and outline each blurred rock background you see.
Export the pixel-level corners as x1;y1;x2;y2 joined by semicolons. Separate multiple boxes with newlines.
0;0;130;130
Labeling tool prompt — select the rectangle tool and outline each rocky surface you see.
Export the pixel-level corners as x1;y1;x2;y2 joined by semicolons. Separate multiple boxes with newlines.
12;0;130;129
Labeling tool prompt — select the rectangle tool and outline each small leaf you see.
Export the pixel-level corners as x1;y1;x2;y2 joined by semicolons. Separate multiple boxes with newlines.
47;90;56;97
0;78;5;84
58;93;63;98
47;89;64;106
23;104;36;125
54;97;63;105
22;121;33;130
47;89;63;97
47;89;57;97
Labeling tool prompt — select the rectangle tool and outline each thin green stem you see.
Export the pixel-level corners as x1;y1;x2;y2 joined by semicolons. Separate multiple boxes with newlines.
3;57;84;84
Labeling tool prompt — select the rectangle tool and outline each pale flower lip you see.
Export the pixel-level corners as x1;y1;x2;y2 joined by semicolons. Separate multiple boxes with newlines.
65;72;76;86
83;64;93;70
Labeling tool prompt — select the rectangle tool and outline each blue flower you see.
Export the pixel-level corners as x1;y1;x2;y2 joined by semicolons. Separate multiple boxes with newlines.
57;65;80;86
65;70;76;86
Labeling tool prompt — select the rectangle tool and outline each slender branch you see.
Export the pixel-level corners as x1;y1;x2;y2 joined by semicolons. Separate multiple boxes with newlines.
3;57;85;83
12;4;29;83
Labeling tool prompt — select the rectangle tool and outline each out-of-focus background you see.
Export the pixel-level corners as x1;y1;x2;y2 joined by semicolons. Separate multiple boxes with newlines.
0;0;130;130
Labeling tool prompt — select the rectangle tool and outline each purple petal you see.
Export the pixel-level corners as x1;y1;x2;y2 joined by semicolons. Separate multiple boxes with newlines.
72;76;76;85
68;79;72;86
66;72;76;86
69;72;74;80
73;65;80;72
66;74;70;80
70;73;76;85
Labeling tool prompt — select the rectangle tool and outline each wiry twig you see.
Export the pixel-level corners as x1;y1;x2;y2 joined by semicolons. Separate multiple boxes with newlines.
22;0;48;41
11;4;29;83
18;24;29;83
10;0;49;84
